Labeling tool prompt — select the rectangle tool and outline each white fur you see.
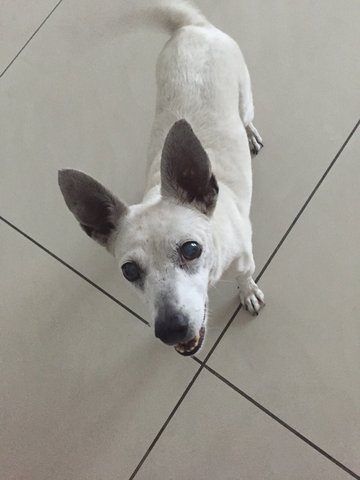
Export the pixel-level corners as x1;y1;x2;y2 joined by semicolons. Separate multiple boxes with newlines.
113;1;265;339
116;200;214;338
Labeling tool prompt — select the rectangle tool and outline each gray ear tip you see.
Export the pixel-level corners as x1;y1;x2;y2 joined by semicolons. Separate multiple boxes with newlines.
173;119;192;131
58;168;83;186
58;168;77;176
58;169;82;196
58;169;65;186
58;169;70;188
58;168;71;177
174;118;188;125
167;119;194;143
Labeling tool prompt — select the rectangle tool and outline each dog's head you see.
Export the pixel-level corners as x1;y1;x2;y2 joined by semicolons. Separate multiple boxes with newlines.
58;120;218;355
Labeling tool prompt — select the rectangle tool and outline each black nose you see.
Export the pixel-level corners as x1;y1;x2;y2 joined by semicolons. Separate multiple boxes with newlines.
155;309;189;345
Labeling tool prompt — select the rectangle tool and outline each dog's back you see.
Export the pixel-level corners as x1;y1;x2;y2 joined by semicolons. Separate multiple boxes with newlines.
144;1;252;208
156;25;241;122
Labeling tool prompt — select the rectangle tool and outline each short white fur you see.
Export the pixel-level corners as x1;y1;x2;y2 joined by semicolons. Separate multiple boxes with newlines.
58;0;265;352
115;2;265;334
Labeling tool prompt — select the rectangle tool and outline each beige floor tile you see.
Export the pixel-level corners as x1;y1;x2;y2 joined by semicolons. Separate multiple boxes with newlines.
0;222;198;480
1;0;359;356
208;129;360;472
198;0;360;268
135;369;351;480
0;0;60;73
189;0;360;359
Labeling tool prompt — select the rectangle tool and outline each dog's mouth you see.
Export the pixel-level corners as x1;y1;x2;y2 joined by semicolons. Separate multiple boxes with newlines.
174;307;206;356
174;325;206;356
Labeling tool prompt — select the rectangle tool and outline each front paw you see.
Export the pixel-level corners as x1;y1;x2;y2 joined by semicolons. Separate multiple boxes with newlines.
238;279;265;315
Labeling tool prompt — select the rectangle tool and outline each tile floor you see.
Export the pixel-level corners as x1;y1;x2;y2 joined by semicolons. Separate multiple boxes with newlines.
0;1;359;479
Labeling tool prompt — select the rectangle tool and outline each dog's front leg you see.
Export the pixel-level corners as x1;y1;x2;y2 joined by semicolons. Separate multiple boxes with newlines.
236;251;265;316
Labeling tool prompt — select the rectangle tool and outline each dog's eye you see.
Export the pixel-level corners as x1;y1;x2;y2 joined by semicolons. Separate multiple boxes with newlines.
180;241;202;260
121;262;141;282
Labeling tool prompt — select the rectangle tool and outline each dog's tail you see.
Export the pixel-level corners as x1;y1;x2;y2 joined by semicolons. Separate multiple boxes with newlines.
121;1;210;35
147;1;209;33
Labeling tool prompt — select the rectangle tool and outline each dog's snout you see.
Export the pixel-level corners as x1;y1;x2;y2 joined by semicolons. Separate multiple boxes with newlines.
155;310;189;345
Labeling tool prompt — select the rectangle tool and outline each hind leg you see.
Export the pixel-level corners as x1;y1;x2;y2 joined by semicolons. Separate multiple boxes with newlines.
238;65;264;155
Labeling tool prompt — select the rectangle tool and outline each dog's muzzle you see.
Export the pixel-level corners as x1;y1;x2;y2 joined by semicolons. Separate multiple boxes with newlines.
154;304;206;356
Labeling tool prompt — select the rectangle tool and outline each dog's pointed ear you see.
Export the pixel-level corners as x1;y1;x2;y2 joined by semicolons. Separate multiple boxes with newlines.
58;169;128;249
160;120;218;215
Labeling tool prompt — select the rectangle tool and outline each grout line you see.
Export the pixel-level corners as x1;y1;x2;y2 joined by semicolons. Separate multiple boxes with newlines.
0;215;150;326
2;0;358;473
192;356;202;365
194;118;360;366
129;118;360;478
128;364;203;479
129;305;242;479
203;364;360;479
192;305;242;365
0;0;64;80
255;119;360;282
197;118;360;359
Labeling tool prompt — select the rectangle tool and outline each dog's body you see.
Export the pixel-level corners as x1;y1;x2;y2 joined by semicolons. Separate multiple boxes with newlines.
59;1;264;356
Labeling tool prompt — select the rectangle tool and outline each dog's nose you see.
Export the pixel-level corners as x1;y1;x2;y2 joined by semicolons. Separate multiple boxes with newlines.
155;311;189;345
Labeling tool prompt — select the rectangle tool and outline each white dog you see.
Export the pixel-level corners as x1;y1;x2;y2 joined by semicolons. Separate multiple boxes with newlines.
58;1;265;356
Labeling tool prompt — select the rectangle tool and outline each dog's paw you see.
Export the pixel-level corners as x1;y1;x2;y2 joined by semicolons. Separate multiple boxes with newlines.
246;123;263;155
238;279;265;316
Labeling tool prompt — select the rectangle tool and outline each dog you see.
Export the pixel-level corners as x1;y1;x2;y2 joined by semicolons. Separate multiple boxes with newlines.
58;0;265;356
